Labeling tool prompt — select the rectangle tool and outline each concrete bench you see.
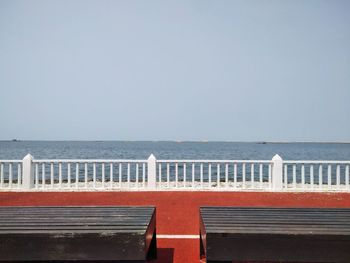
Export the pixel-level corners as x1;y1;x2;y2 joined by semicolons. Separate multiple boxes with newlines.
200;206;350;262
0;206;156;262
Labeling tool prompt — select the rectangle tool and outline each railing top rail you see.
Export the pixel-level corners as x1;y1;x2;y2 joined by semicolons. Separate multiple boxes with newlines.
157;160;272;163
1;159;350;164
32;159;147;163
284;160;350;164
0;160;23;163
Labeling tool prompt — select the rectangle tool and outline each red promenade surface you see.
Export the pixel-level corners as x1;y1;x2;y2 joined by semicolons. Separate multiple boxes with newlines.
1;191;350;263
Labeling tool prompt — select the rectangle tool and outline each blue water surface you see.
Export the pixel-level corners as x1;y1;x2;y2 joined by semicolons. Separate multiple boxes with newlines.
0;141;350;160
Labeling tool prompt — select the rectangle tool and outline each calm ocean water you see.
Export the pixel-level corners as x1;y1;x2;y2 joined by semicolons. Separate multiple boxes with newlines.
1;141;350;160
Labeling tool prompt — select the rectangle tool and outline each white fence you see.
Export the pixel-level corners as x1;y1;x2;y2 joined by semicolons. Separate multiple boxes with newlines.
0;154;349;192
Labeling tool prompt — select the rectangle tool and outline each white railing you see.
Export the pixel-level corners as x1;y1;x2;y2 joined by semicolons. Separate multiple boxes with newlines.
32;159;148;190
0;160;23;190
0;154;349;192
156;160;272;190
283;161;350;191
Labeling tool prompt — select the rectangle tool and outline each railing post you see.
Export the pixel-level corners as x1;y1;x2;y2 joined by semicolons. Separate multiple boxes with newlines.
272;154;283;191
22;154;34;190
147;154;156;190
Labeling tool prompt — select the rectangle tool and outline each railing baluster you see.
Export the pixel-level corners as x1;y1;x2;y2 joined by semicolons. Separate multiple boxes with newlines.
259;164;263;189
328;164;331;189
175;163;178;188
346;165;349;190
284;165;288;189
292;164;296;189
200;164;203;188
225;163;228;188
0;163;3;188
336;165;340;189
242;163;246;189
136;163;139;188
310;165;314;190
301;164;305;189
217;164;220;188
127;163;130;188
75;163;79;189
17;163;22;188
268;164;272;189
93;163;96;188
67;163;71;188
251;163;254;188
208;163;212;188
42;163;45;189
9;163;12;188
319;165;323;190
192;163;195;188
101;163;105;188
109;163;113;188
167;163;170;188
142;163;146;188
59;163;62;188
35;163;39;189
119;163;122;188
234;163;237;189
84;163;88;188
51;163;54;188
183;163;187;187
158;163;162;185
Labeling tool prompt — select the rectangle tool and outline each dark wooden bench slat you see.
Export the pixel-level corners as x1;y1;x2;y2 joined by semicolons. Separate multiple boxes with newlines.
0;207;148;209
0;210;155;214
203;218;350;223
201;211;350;215
201;213;350;219
200;206;350;212
0;230;150;235
0;226;150;229
0;221;151;225
204;221;350;229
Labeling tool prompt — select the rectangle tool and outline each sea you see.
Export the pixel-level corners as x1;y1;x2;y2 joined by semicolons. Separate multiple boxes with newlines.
1;141;350;161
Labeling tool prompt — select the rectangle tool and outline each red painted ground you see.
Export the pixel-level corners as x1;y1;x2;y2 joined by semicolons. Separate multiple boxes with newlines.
150;238;201;263
1;191;350;262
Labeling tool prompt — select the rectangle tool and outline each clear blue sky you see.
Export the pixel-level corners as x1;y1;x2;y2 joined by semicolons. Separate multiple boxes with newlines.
0;0;349;141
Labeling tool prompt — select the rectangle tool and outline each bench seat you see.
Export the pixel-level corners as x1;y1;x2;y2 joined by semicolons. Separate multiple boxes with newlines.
0;206;156;262
200;207;350;262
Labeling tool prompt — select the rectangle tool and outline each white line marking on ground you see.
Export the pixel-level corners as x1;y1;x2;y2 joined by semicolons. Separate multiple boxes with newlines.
157;234;199;239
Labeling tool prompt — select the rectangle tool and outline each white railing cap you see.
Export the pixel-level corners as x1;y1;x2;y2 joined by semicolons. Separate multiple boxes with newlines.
272;154;282;161
23;154;33;161
148;154;156;161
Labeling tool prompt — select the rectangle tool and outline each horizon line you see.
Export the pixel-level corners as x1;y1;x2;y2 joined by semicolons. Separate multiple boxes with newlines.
1;139;350;144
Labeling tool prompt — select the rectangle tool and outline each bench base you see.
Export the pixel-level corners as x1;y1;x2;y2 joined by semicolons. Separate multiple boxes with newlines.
0;261;147;263
203;233;350;262
0;233;154;261
0;262;148;263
